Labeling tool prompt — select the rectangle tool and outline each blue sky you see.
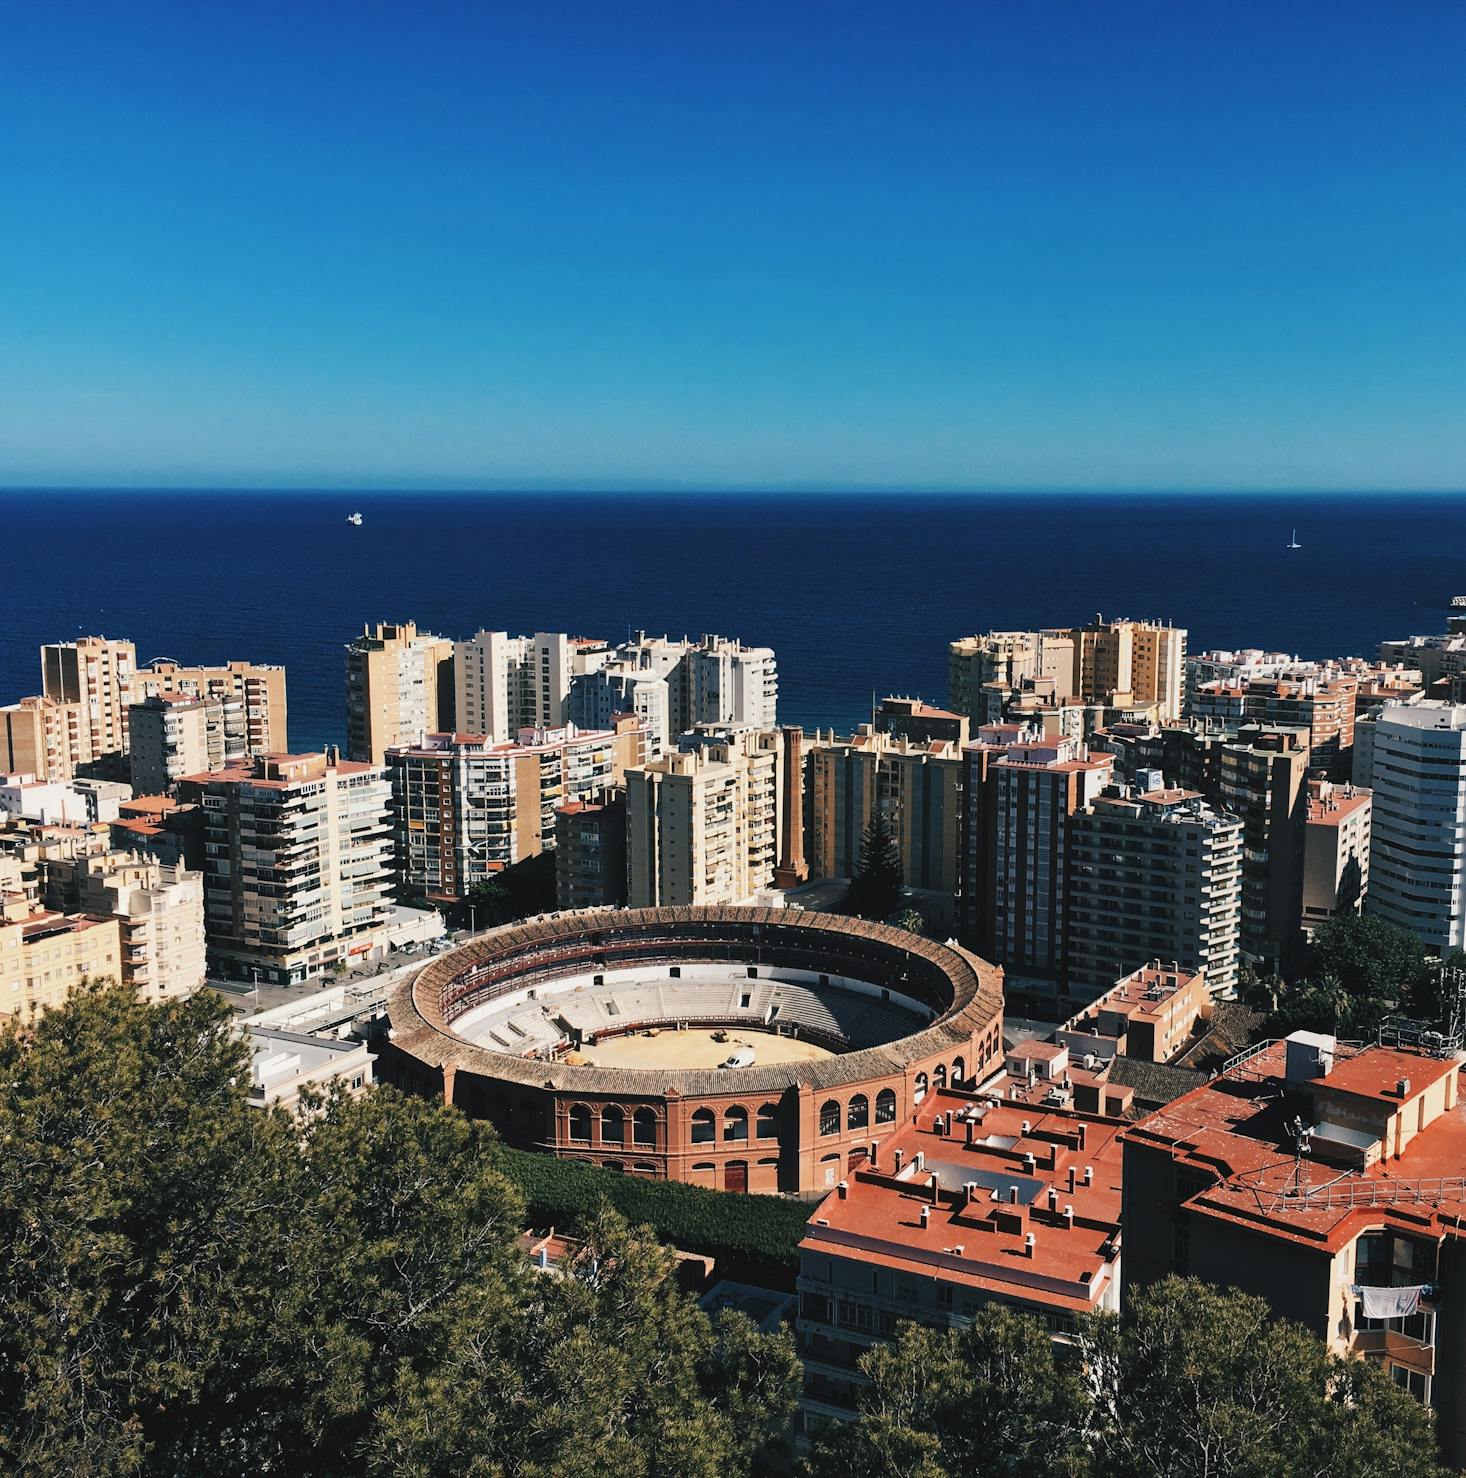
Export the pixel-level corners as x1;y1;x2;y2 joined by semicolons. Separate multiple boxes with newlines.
2;1;1463;491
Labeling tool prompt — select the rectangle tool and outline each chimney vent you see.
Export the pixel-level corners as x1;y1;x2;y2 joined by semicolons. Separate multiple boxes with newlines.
1024;1232;1036;1258
1083;1165;1093;1185
919;1204;931;1228
837;1180;848;1200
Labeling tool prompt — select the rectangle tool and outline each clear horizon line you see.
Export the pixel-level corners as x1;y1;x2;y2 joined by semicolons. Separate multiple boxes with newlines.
3;482;1464;498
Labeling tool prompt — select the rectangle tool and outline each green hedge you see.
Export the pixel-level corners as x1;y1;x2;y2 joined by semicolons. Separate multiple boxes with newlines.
491;1145;815;1286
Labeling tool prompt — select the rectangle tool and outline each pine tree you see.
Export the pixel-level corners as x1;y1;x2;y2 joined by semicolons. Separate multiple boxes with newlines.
848;812;904;921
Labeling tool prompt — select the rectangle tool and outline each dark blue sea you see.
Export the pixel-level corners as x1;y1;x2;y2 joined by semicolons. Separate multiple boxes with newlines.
2;490;1462;754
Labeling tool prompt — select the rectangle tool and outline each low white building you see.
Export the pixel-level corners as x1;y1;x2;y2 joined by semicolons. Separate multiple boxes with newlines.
244;1023;375;1112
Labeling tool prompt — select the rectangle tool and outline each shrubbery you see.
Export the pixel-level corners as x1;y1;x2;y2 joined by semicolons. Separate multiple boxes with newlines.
492;1144;815;1284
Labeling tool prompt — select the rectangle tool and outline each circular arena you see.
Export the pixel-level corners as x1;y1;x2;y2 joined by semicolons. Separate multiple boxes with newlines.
381;905;1005;1196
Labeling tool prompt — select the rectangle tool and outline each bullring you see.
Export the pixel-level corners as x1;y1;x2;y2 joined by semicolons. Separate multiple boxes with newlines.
381;905;1005;1195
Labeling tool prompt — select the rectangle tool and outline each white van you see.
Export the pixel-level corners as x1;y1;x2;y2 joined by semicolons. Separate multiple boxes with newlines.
719;1045;756;1070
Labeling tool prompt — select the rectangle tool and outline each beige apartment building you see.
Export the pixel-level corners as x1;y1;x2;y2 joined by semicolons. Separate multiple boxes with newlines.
75;851;207;1003
1057;961;1211;1065
947;632;1045;721
0;694;92;782
806;727;964;895
958;728;1114;981
388;720;640;901
40;635;137;776
345;621;455;765
180;752;395;985
625;728;782;906
134;658;288;757
1052;615;1187;723
1302;779;1371;935
0;854;123;1018
128;693;221;794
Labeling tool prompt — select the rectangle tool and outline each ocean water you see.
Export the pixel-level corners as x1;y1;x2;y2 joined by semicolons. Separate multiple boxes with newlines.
2;489;1462;754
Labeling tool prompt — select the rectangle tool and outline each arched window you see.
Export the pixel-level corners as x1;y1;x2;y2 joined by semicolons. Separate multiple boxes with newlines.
633;1107;657;1146
568;1104;591;1142
952;1056;966;1088
914;1072;929;1105
875;1088;897;1123
602;1105;625;1144
633;1162;658;1176
756;1104;780;1140
819;1099;841;1136
691;1108;716;1144
604;1161;624;1173
724;1106;749;1142
847;1094;869;1131
934;1064;947;1091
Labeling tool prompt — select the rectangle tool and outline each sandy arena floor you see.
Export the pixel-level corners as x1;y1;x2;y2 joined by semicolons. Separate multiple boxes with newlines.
575;1026;836;1070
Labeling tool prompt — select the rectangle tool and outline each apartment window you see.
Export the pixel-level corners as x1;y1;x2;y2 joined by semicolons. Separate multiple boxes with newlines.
1391;1365;1429;1402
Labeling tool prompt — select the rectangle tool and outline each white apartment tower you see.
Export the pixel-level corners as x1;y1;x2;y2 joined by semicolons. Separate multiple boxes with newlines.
182;752;394;984
453;630;611;743
1362;702;1466;954
570;632;777;755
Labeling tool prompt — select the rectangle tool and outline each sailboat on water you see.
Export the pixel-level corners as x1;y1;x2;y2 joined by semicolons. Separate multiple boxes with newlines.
1286;528;1301;549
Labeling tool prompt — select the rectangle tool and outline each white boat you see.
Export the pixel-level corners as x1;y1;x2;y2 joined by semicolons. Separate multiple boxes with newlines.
347;511;363;526
1286;528;1301;549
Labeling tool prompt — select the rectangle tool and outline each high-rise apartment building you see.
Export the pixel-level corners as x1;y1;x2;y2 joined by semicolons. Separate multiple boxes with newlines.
950;619;1185;731
1190;673;1358;779
806;727;964;895
947;631;1045;721
1302;779;1372;935
74;851;207;1003
570;632;777;754
1359;702;1466;954
1056;615;1187;723
133;659;288;756
1217;724;1312;972
345;621;455;765
128;694;223;794
1066;777;1242;1000
959;728;1114;980
555;789;628;910
625;728;782;907
40;635;137;776
388;722;635;901
0;695;92;782
454;630;613;743
568;663;673;756
181;752;394;984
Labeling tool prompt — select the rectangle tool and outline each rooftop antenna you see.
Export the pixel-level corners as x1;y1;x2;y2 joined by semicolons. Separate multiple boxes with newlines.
1284;1114;1313;1200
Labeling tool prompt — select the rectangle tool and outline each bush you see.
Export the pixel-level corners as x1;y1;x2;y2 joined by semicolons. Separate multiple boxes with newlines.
491;1145;814;1285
